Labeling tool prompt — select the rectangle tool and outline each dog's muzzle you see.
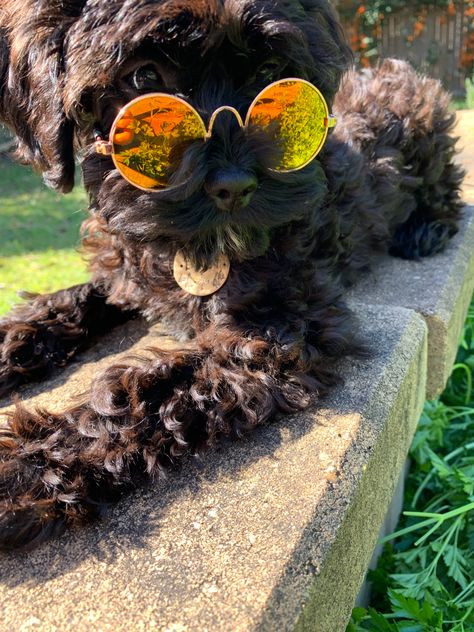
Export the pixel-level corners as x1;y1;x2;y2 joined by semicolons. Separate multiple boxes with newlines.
204;167;258;212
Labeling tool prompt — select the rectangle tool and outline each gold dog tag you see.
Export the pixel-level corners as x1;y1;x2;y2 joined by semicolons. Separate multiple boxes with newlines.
173;251;230;296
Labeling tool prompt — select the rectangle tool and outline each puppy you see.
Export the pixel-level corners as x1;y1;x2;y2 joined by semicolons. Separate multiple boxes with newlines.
0;0;464;550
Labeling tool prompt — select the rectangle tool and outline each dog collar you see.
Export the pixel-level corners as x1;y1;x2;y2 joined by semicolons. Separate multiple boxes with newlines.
173;251;230;296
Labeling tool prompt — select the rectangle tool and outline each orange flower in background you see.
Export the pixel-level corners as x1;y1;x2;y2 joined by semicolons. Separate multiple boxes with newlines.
461;52;474;66
114;116;135;146
414;21;425;36
447;2;456;17
357;6;366;15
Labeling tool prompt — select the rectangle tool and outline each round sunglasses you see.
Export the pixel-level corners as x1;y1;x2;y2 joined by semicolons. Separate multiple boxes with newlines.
95;78;337;192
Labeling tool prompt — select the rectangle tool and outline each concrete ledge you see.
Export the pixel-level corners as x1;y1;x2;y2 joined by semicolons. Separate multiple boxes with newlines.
0;306;426;632
264;308;427;632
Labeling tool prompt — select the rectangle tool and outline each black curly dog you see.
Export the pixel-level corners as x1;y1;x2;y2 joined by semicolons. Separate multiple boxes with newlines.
0;0;464;550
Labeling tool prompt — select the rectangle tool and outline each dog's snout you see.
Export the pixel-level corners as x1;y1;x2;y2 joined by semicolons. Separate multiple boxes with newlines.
205;168;258;212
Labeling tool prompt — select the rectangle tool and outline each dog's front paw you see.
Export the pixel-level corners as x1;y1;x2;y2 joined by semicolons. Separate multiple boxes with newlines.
0;343;317;550
0;320;71;398
0;364;20;400
0;322;30;398
183;353;313;446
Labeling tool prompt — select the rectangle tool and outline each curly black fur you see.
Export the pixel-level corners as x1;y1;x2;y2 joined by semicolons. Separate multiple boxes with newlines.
0;0;465;550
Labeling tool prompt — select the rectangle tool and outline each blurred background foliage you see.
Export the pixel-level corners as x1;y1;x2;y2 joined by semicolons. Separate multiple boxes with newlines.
337;0;474;99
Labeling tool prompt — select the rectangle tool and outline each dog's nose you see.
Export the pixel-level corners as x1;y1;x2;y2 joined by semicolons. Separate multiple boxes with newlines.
205;168;258;212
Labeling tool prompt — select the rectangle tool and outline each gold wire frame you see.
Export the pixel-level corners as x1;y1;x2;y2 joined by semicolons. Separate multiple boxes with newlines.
97;78;337;191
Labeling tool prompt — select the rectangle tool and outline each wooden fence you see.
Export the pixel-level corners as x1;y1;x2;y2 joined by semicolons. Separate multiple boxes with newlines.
336;2;471;96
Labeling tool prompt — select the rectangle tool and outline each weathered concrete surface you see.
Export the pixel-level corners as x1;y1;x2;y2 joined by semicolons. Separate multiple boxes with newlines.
356;460;409;607
0;306;426;632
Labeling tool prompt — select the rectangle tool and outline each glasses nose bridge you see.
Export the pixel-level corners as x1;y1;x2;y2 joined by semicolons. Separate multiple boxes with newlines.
205;106;245;139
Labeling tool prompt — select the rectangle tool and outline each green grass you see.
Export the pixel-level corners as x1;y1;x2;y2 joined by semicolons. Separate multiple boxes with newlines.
453;80;474;110
0;159;89;314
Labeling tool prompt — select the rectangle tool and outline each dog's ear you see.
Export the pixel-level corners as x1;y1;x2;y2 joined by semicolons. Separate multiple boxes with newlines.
0;12;75;193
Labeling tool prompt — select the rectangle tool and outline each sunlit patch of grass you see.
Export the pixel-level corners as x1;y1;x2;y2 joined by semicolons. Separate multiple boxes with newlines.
0;159;89;315
453;79;474;110
0;249;89;314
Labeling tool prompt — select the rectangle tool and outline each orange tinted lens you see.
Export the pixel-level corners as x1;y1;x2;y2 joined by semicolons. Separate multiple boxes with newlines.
111;95;206;190
247;80;329;171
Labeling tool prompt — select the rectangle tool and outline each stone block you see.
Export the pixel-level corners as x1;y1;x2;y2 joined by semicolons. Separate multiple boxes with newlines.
0;306;427;632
